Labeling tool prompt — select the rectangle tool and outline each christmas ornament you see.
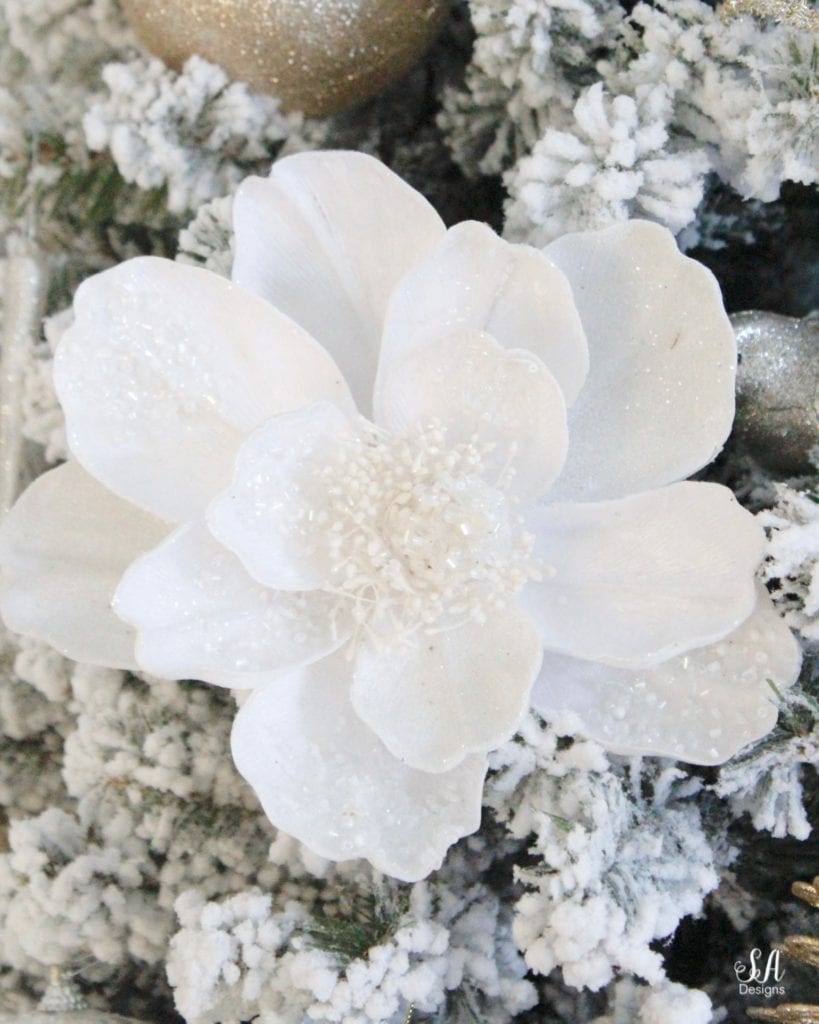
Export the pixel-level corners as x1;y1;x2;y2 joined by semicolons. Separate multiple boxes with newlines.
0;152;800;884
0;968;143;1024
120;0;452;117
731;311;819;475
0;253;47;514
1;1009;146;1024
37;969;86;1013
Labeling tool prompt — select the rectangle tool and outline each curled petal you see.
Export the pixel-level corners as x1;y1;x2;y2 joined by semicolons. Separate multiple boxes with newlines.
114;522;349;686
351;607;543;773
375;220;588;415
232;151;446;414
521;482;764;668
0;462;167;667
232;651;487;882
208;402;356;591
55;258;354;523
530;588;801;764
544;221;736;502
377;329;568;504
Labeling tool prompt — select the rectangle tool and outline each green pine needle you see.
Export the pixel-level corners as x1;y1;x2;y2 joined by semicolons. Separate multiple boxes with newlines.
306;889;410;966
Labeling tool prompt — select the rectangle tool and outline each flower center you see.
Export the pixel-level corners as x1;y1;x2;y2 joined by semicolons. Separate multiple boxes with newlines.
322;420;540;650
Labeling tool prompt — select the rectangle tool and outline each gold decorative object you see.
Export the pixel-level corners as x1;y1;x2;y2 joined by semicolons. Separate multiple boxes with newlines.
748;877;819;1023
747;1005;819;1022
121;0;452;116
777;936;819;971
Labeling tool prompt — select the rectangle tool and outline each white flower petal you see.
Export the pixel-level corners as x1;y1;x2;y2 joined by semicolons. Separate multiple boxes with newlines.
544;221;736;502
231;651;486;881
208;402;355;591
530;588;801;764
0;462;167;668
113;521;349;686
55;257;355;523
377;329;568;504
521;482;764;668
351;607;543;773
374;220;588;416
232;151;446;414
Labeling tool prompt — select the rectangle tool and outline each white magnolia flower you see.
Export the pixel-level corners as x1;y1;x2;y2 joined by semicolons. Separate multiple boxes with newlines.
0;151;800;881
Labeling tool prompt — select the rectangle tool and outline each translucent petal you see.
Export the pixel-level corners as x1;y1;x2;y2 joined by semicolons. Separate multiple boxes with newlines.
531;588;801;764
0;462;167;668
55;257;355;522
208;402;356;591
113;521;350;686
351;607;543;772
544;221;736;502
374;220;588;416
232;151;446;414
231;651;486;881
522;482;764;668
377;329;568;504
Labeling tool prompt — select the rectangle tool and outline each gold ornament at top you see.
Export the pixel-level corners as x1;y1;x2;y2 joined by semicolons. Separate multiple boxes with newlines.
121;0;452;117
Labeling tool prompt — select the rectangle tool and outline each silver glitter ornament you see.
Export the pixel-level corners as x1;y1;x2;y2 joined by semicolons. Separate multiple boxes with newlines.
731;310;819;474
121;0;452;117
0;1011;145;1024
0;969;142;1024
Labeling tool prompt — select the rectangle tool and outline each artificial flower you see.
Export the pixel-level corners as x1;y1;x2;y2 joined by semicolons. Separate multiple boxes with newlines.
0;151;800;881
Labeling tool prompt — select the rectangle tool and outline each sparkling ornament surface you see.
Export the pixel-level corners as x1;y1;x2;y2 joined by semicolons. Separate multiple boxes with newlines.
731;310;819;475
37;973;86;1015
0;254;47;514
0;1014;145;1024
0;969;142;1024
121;0;452;116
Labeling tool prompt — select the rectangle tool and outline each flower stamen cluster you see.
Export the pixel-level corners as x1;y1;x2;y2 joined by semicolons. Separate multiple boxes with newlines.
320;420;540;651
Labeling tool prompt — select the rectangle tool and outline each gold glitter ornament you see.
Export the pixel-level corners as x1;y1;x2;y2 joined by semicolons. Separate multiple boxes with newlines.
121;0;452;116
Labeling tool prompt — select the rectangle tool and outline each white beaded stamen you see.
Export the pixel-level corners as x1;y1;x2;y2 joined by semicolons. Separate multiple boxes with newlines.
317;419;541;651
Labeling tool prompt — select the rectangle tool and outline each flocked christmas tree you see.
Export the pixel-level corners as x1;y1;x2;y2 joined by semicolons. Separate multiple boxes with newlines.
0;2;817;1023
